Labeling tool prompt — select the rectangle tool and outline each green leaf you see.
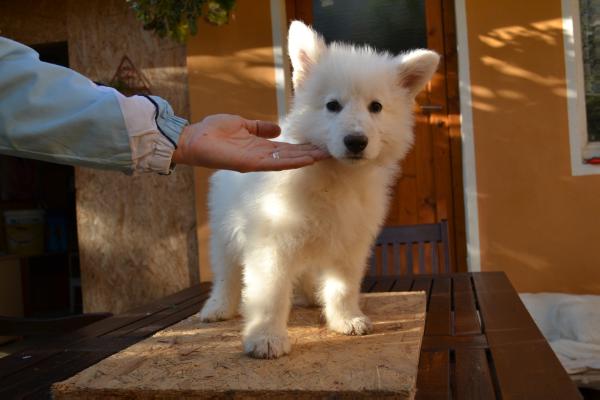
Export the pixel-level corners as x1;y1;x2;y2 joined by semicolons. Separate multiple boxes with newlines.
127;0;236;43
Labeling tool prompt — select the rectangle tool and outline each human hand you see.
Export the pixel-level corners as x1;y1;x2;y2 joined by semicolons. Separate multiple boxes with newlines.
171;114;330;172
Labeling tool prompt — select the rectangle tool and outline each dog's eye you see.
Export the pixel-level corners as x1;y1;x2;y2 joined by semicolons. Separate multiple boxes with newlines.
326;100;343;113
369;101;383;113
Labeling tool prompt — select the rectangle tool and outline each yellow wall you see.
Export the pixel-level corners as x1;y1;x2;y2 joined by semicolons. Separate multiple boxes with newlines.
187;0;600;292
466;0;600;293
187;0;279;281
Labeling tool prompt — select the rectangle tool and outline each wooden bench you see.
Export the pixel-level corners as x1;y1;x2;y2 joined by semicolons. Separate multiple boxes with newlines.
0;272;582;399
368;220;450;276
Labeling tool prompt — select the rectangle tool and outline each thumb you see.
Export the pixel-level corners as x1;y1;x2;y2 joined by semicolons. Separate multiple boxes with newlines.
243;119;281;139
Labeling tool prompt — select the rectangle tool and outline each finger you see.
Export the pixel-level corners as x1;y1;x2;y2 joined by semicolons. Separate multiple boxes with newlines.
310;149;331;161
273;142;331;158
254;156;316;171
271;148;331;161
243;119;281;138
274;144;331;161
274;142;322;151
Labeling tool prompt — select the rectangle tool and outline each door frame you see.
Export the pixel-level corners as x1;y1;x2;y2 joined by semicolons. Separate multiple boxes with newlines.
285;0;468;271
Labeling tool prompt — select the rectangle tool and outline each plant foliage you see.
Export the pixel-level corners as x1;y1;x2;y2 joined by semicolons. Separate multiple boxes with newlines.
127;0;236;43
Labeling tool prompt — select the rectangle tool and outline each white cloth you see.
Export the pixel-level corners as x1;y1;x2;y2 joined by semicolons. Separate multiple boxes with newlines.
520;293;600;374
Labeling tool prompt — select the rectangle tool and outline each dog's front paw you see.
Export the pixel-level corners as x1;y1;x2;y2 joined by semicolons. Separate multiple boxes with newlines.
328;314;373;336
199;297;237;322
243;333;291;359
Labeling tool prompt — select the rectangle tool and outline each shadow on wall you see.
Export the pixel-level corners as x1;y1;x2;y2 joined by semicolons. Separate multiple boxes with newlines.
471;19;566;113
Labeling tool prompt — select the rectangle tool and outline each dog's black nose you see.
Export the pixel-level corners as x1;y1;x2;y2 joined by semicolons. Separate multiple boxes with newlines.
344;134;368;154
344;134;369;154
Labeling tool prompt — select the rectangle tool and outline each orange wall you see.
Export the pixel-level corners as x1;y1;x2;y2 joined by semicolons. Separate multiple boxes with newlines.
187;0;279;281
466;0;600;293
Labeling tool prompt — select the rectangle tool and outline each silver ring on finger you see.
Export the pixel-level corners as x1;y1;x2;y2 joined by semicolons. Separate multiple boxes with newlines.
272;151;280;160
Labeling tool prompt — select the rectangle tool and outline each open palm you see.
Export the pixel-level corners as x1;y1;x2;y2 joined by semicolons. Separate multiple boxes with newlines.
172;114;329;172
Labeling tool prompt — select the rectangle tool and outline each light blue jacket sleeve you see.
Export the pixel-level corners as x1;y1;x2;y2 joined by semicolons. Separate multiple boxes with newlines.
0;37;187;173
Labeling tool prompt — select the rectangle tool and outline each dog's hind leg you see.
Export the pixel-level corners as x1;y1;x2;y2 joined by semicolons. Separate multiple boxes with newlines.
293;270;320;307
199;236;242;322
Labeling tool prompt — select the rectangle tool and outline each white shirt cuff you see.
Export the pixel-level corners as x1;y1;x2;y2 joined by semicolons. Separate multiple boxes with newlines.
110;88;176;174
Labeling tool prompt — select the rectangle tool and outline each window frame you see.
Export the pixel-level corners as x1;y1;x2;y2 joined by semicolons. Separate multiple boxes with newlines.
563;0;600;176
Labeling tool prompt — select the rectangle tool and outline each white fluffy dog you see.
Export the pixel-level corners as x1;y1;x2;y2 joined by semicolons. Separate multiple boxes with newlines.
199;21;439;359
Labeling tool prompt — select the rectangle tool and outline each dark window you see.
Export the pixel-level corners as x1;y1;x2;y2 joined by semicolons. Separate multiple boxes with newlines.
311;0;427;54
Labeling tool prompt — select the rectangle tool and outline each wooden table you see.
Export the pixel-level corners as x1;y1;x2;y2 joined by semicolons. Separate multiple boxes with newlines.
0;272;582;399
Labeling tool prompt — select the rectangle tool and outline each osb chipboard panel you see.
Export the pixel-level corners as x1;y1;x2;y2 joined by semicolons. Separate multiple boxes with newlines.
53;292;426;399
0;0;68;45
66;0;198;313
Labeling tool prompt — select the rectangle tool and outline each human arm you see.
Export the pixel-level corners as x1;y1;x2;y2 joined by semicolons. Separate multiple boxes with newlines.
0;36;182;173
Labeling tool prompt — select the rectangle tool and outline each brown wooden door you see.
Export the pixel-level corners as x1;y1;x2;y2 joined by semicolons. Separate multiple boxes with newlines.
287;0;466;272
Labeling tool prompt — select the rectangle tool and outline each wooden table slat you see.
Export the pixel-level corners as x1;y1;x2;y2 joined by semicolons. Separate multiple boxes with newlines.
369;277;396;292
0;284;210;381
452;275;481;335
391;278;413;292
411;277;433;309
77;284;210;339
2;351;114;400
490;341;581;399
425;277;452;336
473;275;539;333
473;273;581;400
124;297;207;338
451;274;475;293
485;328;546;347
470;272;514;294
415;350;451;400
421;334;488;351
361;277;377;293
105;292;209;337
2;296;206;391
0;286;209;388
454;348;497;400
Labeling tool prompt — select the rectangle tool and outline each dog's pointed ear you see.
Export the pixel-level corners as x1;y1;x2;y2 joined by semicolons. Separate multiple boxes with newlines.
288;21;326;89
396;50;440;97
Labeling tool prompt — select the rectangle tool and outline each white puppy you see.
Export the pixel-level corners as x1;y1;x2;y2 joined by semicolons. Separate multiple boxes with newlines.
199;21;439;359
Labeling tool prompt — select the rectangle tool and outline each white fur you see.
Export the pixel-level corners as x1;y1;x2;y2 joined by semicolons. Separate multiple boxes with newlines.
199;21;439;359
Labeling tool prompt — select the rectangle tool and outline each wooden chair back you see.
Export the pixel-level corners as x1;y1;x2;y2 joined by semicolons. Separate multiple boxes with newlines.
367;220;450;276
